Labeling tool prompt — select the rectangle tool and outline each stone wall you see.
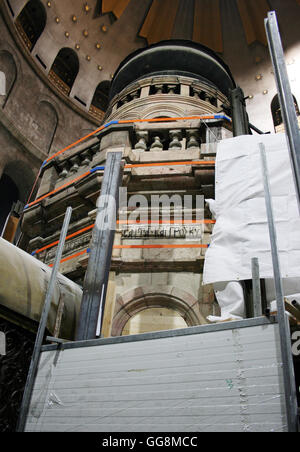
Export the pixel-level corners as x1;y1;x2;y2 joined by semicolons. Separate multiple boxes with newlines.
0;5;96;207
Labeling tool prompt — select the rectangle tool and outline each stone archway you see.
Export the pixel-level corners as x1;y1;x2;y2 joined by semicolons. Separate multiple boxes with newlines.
0;49;17;108
111;285;207;337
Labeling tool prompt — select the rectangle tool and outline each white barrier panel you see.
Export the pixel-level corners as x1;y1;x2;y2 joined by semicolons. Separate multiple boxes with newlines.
25;320;288;432
203;133;300;284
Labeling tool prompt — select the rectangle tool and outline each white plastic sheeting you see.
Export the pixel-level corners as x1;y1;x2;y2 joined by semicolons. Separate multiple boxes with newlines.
207;281;245;322
25;321;288;432
203;133;300;285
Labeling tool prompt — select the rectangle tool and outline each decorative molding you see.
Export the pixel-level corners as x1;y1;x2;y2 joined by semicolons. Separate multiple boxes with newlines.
112;285;206;336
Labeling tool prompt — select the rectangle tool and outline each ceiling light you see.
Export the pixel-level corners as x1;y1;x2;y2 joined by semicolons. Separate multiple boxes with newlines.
84;3;91;13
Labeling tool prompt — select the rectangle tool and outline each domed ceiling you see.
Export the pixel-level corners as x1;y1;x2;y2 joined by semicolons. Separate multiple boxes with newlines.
4;0;300;124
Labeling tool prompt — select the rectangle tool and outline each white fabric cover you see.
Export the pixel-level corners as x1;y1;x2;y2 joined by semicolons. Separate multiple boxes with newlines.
207;281;245;322
270;293;300;319
203;133;300;285
265;277;300;302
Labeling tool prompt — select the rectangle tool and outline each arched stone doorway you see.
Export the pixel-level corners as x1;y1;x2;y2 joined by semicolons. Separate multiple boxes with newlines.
0;173;19;234
112;286;206;337
0;161;35;241
122;307;188;336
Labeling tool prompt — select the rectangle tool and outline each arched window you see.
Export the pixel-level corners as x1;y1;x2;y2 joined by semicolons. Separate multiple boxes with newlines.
0;50;17;108
271;94;300;132
15;0;47;51
0;174;19;235
49;48;79;96
89;81;110;122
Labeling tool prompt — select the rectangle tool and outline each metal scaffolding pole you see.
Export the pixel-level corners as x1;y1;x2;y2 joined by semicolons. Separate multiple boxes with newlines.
260;143;298;432
265;11;300;213
16;206;73;432
76;151;124;341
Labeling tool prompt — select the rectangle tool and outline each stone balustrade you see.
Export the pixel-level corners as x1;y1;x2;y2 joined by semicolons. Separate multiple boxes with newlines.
107;75;229;119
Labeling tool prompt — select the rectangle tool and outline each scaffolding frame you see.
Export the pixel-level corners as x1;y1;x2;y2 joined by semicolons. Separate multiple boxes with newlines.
16;10;300;433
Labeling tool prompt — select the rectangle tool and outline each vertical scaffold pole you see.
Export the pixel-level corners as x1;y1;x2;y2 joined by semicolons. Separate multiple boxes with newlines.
17;206;73;432
76;151;124;341
229;87;250;136
260;143;298;432
265;11;300;213
251;257;262;317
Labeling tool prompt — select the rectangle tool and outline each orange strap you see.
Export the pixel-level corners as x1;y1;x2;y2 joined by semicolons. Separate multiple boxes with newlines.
25;160;215;210
26;171;91;209
33;219;215;255
114;244;208;249
125;160;215;168
45;114;229;164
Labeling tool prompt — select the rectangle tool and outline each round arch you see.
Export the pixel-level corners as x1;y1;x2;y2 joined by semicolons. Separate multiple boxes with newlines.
91;80;111;112
2;161;35;205
0;49;17;108
49;48;79;95
0;174;19;233
271;94;300;129
16;0;47;51
111;285;206;337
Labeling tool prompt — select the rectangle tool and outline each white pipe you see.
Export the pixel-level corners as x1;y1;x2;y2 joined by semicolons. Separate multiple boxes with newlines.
0;238;82;340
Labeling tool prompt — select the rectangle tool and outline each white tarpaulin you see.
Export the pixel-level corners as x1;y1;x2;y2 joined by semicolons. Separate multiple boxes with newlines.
203;133;300;285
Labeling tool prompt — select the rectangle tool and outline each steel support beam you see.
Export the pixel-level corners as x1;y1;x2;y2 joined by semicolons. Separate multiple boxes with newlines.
16;206;72;432
229;87;250;136
265;11;300;213
76;152;123;341
251;258;263;317
260;143;298;432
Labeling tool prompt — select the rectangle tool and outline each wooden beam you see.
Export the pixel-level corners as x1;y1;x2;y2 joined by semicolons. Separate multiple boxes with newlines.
101;272;117;338
139;0;180;45
193;0;223;53
285;298;300;323
2;215;19;243
101;0;131;19
237;0;270;46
